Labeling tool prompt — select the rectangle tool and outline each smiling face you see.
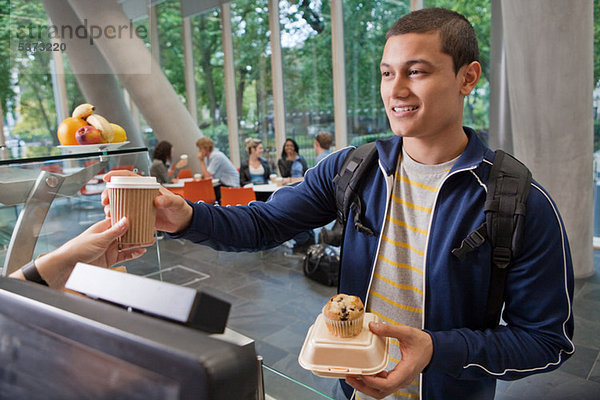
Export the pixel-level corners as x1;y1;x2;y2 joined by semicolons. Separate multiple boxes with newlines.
380;31;479;147
284;141;296;157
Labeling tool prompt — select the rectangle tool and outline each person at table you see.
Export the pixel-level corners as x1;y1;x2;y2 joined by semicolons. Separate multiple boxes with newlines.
9;218;145;289
196;137;240;188
240;138;271;186
277;138;307;184
150;140;188;184
314;131;334;165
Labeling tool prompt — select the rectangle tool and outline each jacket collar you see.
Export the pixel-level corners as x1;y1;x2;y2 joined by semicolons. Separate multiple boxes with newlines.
375;127;489;176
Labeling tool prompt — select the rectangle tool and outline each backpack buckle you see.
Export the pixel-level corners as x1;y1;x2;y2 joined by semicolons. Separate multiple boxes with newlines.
465;229;486;249
492;247;511;269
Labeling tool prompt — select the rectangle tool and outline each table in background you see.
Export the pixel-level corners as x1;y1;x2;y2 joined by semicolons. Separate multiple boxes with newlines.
245;183;283;202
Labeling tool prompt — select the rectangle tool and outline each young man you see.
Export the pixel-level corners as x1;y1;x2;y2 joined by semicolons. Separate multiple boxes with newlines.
103;8;574;400
314;131;334;164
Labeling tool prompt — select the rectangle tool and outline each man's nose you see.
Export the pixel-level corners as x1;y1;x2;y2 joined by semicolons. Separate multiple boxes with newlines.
391;76;410;98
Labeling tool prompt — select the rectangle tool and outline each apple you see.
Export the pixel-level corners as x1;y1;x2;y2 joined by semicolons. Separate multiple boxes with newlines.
75;125;102;145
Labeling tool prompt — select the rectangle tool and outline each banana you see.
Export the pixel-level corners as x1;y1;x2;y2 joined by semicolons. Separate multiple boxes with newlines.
72;103;95;119
87;114;114;143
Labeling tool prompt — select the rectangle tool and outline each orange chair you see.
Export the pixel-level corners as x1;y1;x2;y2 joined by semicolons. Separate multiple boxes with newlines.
177;169;193;179
183;179;216;204
220;187;256;206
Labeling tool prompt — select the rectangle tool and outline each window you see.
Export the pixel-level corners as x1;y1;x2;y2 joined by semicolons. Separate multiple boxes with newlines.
280;0;333;167
343;0;410;146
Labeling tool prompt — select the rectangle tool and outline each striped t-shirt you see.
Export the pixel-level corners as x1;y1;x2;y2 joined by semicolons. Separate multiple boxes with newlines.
359;148;457;400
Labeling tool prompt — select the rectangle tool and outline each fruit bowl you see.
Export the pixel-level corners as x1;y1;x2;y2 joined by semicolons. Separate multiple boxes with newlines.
58;141;130;154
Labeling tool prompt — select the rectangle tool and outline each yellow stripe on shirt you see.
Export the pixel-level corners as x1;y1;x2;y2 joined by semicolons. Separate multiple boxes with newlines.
381;235;425;256
396;173;439;192
377;254;423;275
369;309;403;326
386;215;428;235
370;290;423;314
391;193;433;213
374;272;423;295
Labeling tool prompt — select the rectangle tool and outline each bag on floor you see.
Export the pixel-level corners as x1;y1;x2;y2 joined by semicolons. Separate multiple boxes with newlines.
303;244;340;286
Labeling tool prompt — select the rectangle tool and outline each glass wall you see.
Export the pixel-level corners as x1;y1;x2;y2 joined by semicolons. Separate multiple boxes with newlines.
190;8;228;155
230;0;276;167
343;0;410;147
280;0;333;167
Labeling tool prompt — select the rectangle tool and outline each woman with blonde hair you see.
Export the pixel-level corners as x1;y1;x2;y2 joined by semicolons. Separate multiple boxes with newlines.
239;138;271;186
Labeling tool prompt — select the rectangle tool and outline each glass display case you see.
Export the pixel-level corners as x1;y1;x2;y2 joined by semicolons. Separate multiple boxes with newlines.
0;146;158;277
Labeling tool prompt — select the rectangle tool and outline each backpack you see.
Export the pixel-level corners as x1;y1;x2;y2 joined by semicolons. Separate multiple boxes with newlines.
332;143;532;329
303;244;340;287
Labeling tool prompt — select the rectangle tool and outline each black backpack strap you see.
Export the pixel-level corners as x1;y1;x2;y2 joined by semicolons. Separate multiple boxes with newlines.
483;150;531;328
451;149;532;328
332;142;378;236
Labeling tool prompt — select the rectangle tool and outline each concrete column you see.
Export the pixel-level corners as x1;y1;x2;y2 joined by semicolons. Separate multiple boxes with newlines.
488;0;512;152
182;16;198;124
330;0;347;149
268;0;286;157
501;0;594;278
50;37;69;124
221;3;240;167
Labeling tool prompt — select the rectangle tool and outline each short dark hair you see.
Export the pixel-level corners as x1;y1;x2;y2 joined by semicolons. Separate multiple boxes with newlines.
152;141;172;163
386;8;479;74
315;132;334;150
281;138;299;159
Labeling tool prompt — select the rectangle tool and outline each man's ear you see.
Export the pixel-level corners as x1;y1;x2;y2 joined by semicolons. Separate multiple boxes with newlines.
460;61;481;96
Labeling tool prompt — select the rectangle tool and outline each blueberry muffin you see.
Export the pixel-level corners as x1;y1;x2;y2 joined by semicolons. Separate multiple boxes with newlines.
322;294;365;337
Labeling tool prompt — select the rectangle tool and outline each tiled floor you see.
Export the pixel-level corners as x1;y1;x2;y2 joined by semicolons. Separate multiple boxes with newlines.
133;236;600;400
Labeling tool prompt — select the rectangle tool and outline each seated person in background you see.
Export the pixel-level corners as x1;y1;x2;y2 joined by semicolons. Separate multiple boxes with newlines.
196;137;240;188
150;141;188;184
314;131;334;165
240;138;271;186
9;218;145;289
277;138;307;184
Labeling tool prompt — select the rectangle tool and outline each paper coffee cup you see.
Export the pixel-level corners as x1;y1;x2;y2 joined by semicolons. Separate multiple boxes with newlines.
194;173;202;180
106;176;160;247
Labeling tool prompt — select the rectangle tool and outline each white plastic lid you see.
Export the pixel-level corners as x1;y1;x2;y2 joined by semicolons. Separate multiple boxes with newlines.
180;154;188;159
298;313;389;378
106;176;160;189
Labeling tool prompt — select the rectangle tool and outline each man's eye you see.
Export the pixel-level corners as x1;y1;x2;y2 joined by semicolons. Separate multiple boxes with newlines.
381;71;391;77
409;70;421;75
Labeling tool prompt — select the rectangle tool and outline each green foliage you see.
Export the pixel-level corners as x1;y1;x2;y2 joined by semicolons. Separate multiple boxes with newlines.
4;0;59;143
231;0;271;134
201;123;230;156
156;0;186;100
0;0;15;117
350;132;394;147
